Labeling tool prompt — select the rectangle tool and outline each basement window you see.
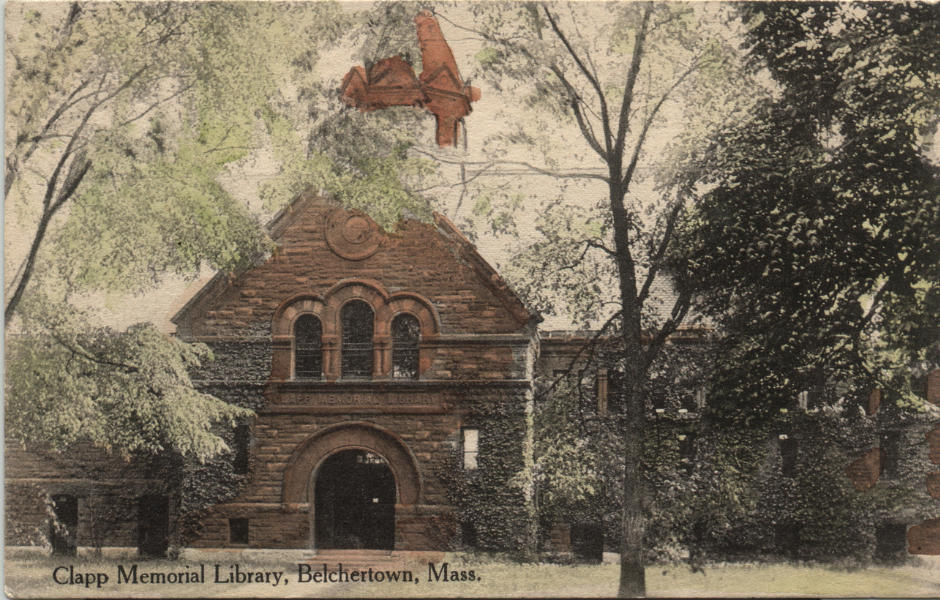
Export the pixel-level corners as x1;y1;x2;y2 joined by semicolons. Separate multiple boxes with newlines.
341;300;374;378
229;518;249;545
294;314;323;378
775;522;800;559
875;523;908;561
392;313;421;379
463;428;480;470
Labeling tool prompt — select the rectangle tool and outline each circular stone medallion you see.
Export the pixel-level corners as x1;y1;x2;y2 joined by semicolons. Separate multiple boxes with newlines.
326;208;382;260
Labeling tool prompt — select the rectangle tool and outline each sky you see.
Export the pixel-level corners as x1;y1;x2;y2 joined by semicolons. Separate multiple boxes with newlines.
4;1;625;333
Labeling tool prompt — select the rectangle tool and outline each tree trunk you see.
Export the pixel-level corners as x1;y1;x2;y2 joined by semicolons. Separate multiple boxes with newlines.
618;333;648;597
608;174;648;597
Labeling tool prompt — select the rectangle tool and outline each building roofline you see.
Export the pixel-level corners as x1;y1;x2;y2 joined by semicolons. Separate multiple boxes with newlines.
172;191;534;328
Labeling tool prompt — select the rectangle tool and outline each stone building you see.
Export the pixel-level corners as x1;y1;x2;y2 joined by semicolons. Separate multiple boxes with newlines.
5;191;938;561
5;192;539;555
168;192;538;552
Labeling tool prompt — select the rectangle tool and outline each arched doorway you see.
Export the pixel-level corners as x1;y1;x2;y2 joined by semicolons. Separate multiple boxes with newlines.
313;450;396;550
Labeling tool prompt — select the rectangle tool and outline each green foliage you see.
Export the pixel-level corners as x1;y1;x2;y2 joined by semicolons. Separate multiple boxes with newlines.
714;410;922;562
670;2;940;424
438;391;535;551
528;380;606;510
5;2;351;300
505;203;615;325
6;295;252;460
51;130;269;294
5;2;441;461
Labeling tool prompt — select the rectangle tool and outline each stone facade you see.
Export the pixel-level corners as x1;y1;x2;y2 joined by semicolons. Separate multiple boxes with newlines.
172;193;537;552
5;192;936;561
5;442;179;555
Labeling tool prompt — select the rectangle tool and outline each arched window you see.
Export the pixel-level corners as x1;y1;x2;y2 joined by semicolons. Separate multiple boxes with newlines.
392;313;421;379
342;300;374;378
294;314;323;378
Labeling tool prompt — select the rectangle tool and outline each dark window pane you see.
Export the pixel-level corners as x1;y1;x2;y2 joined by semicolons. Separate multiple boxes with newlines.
138;495;169;557
875;523;907;562
233;424;250;475
775;522;800;558
229;518;249;545
392;314;421;379
881;432;901;479
781;437;798;478
342;301;373;378
51;494;78;556
608;370;625;414
294;314;322;378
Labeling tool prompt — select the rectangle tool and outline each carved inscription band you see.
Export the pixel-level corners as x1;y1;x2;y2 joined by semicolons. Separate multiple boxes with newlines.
266;389;446;414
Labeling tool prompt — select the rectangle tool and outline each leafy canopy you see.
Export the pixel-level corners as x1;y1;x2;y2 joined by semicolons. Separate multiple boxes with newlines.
670;2;940;423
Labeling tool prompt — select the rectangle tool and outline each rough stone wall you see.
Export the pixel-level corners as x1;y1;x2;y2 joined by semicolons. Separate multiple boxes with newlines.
175;197;527;340
183;382;534;551
173;197;536;552
5;442;177;549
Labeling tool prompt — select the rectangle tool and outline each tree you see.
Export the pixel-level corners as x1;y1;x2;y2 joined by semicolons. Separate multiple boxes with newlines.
7;294;251;459
4;1;370;459
420;3;756;595
670;2;940;425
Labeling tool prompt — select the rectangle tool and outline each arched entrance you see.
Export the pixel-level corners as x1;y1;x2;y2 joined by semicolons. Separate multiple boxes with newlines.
281;422;423;551
313;450;396;550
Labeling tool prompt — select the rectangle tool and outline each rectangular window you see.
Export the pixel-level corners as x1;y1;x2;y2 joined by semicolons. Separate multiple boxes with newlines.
138;495;169;557
596;368;608;417
875;523;908;561
229;518;249;545
881;432;901;479
233;424;250;475
775;522;800;558
796;390;810;410
780;435;798;478
607;370;624;414
50;494;78;556
462;428;479;470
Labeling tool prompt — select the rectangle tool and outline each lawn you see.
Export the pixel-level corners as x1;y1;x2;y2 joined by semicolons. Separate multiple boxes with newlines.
5;552;940;598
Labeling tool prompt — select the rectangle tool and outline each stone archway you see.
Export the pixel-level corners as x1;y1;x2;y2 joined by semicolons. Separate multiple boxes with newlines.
281;422;422;550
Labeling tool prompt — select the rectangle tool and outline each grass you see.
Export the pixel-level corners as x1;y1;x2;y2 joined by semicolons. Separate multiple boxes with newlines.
5;552;940;598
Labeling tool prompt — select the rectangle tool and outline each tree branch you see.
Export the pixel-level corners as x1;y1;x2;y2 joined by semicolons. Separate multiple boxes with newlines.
5;149;91;325
5;78;93;196
544;6;613;154
408;148;609;181
548;64;608;160
50;332;140;374
641;290;693;373
586;238;618;257
537;310;624;402
613;2;654;160
621;58;698;188
637;197;686;306
117;80;194;128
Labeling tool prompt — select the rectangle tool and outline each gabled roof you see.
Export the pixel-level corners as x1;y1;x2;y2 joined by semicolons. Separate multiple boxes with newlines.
171;192;532;330
432;212;531;325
